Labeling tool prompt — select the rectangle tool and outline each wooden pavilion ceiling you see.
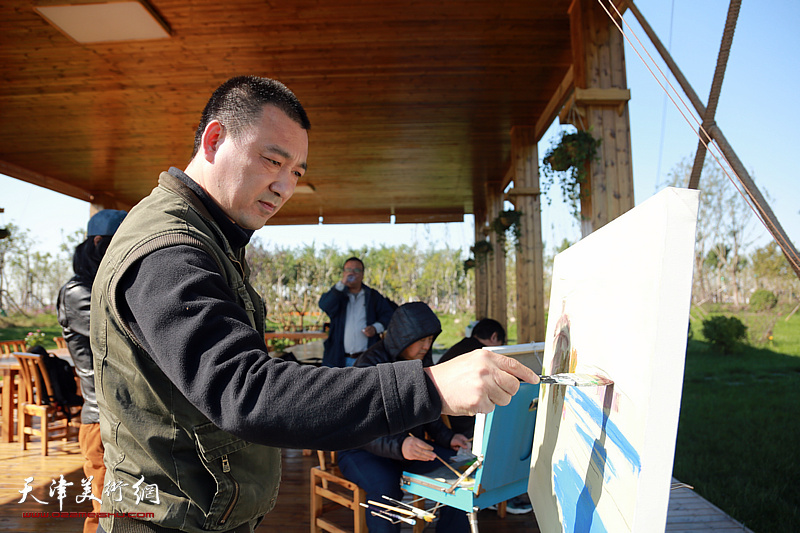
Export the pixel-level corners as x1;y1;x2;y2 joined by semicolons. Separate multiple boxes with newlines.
0;0;574;225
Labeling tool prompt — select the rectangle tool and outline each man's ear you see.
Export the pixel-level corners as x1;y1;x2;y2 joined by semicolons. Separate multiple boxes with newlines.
489;332;500;344
201;120;225;163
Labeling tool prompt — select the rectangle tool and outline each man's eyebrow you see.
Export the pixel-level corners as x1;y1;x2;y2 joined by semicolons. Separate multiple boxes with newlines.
266;144;308;171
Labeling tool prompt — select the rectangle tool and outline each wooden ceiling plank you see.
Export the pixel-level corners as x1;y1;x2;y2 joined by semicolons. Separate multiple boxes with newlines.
0;159;94;203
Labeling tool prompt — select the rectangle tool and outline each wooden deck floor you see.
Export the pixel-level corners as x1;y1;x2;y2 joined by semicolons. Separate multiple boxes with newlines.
0;436;753;532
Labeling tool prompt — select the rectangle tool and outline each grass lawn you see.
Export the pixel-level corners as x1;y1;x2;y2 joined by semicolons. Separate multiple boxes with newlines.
674;310;800;532
0;313;62;350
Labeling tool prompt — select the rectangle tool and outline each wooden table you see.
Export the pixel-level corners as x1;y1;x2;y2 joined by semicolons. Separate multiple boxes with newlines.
264;331;327;350
0;356;21;443
51;347;72;358
282;339;325;365
0;349;74;443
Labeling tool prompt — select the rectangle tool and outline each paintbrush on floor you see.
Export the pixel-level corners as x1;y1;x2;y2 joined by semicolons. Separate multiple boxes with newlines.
539;373;613;387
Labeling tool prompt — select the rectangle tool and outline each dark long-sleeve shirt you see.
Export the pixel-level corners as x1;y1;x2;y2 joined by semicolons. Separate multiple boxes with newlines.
116;168;442;451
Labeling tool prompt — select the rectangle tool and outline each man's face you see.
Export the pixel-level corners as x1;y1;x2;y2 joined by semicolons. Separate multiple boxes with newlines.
400;335;434;361
343;260;364;284
206;105;308;230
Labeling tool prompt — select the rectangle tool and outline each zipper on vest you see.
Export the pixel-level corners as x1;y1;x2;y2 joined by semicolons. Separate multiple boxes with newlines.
230;256;245;278
218;454;240;526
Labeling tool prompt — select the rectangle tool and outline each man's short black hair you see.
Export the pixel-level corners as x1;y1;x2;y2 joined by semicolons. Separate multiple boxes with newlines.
192;75;311;158
471;318;506;344
343;257;364;270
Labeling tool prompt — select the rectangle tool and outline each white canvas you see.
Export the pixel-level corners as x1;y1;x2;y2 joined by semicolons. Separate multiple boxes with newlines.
528;187;699;533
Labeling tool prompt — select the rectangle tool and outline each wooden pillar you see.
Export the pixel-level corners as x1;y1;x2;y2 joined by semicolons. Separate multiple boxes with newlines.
569;0;635;236
511;127;545;343
473;205;489;320
486;185;507;330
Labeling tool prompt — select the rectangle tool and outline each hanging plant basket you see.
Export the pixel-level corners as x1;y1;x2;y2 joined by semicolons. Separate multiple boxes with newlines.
463;258;476;271
491;209;523;251
541;130;601;220
470;239;493;263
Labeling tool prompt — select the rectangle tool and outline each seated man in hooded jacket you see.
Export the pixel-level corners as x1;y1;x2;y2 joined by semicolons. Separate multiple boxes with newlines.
338;302;471;533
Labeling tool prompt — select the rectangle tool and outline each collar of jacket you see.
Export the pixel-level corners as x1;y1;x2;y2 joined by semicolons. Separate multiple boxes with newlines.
166;166;254;250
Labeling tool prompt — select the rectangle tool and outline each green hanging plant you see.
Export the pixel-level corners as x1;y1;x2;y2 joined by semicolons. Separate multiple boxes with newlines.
541;130;601;220
491;209;523;251
469;239;493;263
463;258;476;271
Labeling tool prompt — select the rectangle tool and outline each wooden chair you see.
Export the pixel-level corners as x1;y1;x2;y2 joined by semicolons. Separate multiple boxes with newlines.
0;339;27;355
311;451;428;533
0;341;27;412
311;450;367;533
53;336;67;349
12;352;80;456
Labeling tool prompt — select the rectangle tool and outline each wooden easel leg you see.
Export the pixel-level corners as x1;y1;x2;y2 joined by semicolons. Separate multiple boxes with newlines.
497;500;507;518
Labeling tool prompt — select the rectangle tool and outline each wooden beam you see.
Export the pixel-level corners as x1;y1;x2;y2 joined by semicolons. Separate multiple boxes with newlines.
534;66;576;142
320;213;391;224
267;215;322;226
623;0;706;115
577;87;631;113
0;159;94;203
503;66;576;190
473;203;489;321
486;185;507;330
502;160;515;190
504;187;540;205
394;211;464;224
708;125;800;279
512;127;545;343
572;0;635;235
560;87;632;124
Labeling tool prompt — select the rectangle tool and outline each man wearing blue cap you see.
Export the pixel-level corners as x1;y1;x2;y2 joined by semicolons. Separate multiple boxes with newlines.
57;208;126;533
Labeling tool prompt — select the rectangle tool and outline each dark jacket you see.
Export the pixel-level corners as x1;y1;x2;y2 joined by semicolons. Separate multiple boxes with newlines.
319;282;395;367
353;302;454;459
91;169;442;532
438;336;483;364
57;276;98;424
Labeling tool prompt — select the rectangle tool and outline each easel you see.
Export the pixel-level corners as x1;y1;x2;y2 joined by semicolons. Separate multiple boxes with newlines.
399;345;541;533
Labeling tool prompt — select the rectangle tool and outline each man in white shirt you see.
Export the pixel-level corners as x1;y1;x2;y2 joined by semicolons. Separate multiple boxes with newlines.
319;257;396;367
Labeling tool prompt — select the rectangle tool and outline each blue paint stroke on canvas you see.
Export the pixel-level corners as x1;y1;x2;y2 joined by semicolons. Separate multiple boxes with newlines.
551;387;642;532
567;387;641;478
554;458;608;533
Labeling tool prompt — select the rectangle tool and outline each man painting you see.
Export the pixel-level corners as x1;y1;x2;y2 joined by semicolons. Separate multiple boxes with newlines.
91;75;537;533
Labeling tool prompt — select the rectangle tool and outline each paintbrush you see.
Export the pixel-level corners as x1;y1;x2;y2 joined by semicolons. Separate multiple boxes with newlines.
538;373;613;387
360;502;417;525
406;432;466;478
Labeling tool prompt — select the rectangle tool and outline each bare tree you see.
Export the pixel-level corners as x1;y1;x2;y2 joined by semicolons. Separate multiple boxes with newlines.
665;155;756;305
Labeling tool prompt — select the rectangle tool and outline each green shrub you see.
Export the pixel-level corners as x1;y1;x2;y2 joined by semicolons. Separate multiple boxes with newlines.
749;289;778;312
701;315;747;353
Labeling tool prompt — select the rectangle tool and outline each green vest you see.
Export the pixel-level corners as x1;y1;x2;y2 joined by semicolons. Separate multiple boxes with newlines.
91;172;280;532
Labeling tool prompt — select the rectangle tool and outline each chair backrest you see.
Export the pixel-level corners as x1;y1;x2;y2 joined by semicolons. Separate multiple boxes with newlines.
53;336;67;349
472;381;539;495
13;352;54;407
0;339;28;355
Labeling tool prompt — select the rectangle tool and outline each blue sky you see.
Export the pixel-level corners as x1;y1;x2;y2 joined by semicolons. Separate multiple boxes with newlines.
2;0;797;258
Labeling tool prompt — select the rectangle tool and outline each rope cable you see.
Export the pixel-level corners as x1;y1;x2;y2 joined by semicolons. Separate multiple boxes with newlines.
596;0;800;276
687;0;742;190
654;0;676;191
